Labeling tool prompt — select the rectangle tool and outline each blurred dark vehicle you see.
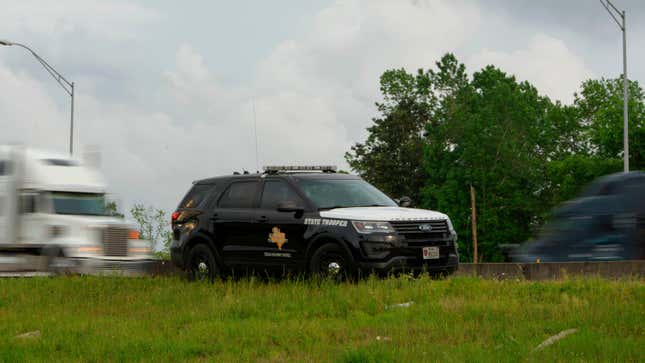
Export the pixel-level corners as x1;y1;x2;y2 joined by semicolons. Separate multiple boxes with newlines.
513;171;645;262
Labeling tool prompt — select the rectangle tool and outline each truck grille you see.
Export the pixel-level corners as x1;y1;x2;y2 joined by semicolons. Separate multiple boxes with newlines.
390;220;451;244
102;227;129;256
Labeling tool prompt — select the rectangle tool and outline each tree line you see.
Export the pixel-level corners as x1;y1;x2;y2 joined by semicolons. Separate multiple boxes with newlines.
346;54;644;262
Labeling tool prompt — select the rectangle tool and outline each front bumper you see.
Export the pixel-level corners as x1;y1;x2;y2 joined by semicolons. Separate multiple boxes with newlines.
358;253;459;274
356;233;459;274
60;257;158;276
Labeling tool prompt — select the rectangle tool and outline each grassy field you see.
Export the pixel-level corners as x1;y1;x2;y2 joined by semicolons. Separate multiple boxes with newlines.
0;275;643;362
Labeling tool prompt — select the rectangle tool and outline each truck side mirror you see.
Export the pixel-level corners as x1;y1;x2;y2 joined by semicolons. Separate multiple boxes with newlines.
398;196;413;208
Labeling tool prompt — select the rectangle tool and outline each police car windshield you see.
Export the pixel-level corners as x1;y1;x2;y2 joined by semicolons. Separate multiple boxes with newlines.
295;178;397;210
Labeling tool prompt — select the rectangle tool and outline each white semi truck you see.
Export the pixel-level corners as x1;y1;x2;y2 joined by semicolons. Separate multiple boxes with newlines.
0;145;154;274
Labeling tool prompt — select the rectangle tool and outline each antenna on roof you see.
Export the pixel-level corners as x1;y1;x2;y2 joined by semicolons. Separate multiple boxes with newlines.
252;98;260;173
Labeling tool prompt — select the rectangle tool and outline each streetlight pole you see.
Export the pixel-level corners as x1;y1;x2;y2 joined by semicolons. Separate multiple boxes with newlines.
0;40;76;155
600;0;629;172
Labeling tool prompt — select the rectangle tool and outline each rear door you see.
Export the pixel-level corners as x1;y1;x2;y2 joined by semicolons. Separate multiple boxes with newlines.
252;179;309;268
213;179;263;267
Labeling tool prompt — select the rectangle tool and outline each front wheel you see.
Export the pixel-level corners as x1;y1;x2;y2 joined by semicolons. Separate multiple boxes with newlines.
309;243;355;280
187;244;218;281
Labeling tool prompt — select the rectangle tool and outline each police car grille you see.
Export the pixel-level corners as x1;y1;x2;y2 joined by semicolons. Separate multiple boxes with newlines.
390;220;450;244
102;227;129;256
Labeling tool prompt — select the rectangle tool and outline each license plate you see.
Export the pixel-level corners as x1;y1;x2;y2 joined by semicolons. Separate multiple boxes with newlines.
422;246;440;260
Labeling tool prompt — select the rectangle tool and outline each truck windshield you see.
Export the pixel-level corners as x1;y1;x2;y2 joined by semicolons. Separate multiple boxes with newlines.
52;192;106;216
295;178;397;210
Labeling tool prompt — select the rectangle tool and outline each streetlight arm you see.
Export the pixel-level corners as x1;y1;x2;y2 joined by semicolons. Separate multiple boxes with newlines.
0;39;76;155
600;0;624;30
11;42;73;96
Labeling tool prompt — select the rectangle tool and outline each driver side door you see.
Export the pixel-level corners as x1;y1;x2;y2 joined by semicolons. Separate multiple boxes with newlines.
253;179;309;268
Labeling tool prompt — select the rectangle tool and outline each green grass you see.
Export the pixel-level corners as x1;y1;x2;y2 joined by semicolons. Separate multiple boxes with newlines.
0;275;643;362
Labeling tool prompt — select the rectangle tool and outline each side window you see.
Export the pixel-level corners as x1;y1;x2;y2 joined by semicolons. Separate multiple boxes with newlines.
20;194;36;214
260;181;304;210
218;181;260;209
178;184;215;209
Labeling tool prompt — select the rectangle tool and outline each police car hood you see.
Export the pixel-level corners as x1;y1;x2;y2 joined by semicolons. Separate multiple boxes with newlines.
319;207;448;221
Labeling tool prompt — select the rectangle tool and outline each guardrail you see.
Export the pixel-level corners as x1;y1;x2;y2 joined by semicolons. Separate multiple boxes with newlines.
456;260;645;280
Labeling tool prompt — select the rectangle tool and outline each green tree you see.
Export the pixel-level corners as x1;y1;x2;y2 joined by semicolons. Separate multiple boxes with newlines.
104;200;125;218
423;65;567;261
574;77;645;170
345;54;467;203
544;155;622;209
130;204;172;259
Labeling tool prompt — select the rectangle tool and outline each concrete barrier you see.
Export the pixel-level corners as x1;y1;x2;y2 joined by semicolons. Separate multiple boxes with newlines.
457;260;645;280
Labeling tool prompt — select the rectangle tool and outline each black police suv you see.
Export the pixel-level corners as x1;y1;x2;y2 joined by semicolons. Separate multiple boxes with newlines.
514;171;645;262
170;166;459;279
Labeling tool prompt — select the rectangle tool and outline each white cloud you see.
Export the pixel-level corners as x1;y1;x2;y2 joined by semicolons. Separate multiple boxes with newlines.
0;59;68;149
469;34;595;103
0;0;159;39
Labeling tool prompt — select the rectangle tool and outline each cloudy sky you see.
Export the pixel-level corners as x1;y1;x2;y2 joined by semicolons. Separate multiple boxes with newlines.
1;0;644;216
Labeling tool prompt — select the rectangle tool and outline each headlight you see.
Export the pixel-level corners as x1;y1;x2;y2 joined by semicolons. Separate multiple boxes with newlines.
446;218;455;233
352;221;394;234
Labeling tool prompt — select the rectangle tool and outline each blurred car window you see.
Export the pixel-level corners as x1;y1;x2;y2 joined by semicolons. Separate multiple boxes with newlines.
218;181;259;209
179;184;215;209
260;180;303;210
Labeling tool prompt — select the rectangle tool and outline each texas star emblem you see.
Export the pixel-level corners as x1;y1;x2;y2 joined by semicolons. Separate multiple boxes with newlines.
268;227;288;250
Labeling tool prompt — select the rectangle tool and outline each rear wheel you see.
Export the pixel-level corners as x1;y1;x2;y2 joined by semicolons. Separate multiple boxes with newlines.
187;244;218;281
309;243;355;280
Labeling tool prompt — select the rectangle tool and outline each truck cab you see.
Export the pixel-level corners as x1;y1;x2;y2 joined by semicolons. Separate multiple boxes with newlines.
0;146;154;274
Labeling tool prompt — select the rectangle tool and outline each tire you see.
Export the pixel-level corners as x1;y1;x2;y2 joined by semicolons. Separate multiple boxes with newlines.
309;243;355;280
42;246;72;275
187;244;218;282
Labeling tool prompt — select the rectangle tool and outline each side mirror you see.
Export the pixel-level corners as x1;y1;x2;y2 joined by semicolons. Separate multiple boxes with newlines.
277;201;304;213
398;196;413;208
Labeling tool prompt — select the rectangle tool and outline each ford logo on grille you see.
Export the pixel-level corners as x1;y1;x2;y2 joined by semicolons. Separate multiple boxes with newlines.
419;224;433;232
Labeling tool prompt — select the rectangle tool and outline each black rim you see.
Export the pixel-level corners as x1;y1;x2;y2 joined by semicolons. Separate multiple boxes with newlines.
190;252;212;281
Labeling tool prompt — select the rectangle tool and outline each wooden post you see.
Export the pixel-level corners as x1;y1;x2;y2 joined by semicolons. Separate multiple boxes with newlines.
470;184;478;264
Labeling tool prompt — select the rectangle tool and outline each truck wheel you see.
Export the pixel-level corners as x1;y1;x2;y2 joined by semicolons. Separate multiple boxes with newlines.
309;243;355;280
187;244;218;281
42;246;70;275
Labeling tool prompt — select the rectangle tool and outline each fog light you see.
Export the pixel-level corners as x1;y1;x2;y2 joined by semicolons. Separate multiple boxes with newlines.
361;242;393;258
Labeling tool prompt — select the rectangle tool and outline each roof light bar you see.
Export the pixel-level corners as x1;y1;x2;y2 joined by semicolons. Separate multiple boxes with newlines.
263;165;337;173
